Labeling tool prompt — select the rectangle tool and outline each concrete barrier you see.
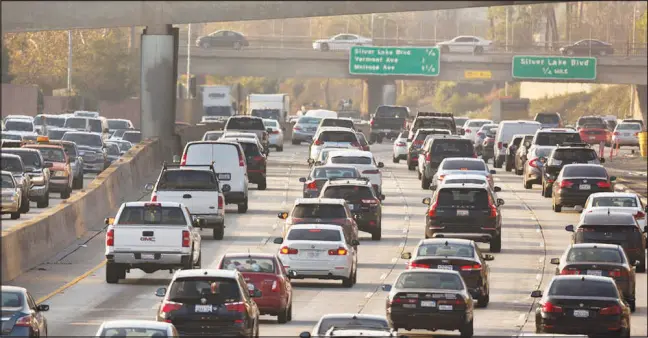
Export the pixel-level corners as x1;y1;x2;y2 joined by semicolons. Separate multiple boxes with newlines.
1;125;206;282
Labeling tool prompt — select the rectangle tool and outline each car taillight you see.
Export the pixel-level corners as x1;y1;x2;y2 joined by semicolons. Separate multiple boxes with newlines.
106;229;114;246
306;181;318;190
413;140;423;146
14;315;32;327
460;264;482;271
541;301;563;313
180;153;187;166
271;280;279;292
438;174;446;181
403;120;407;129
425;152;431;161
253;155;263;162
438;298;466;309
608;269;624;278
488;202;497;218
634;211;646;219
477;132;484;137
362;199;379;205
294;126;302;131
218;195;223;209
497;142;502;149
560;267;580;275
160;301;182;320
613;132;620;136
370;119;375;126
396;142;406;146
408;262;430;269
528;157;539;168
280;246;298;254
225;302;246;313
428;199;439;217
465;129;472;134
472;153;477;158
599;305;622;315
238;150;245;167
634;132;639;137
314;139;323;145
328;247;348;255
363;169;380;174
596;181;611;188
558;180;574;188
151;193;158;202
182;230;190;247
270;130;280;134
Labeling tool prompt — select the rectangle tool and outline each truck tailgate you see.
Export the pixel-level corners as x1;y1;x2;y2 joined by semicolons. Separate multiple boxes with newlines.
372;118;405;131
155;190;219;215
114;225;184;252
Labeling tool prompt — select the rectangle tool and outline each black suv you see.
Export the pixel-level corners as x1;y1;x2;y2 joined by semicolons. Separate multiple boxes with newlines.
233;138;267;190
319;178;384;241
551;164;615;212
541;143;602;197
419;136;476;189
422;182;505;252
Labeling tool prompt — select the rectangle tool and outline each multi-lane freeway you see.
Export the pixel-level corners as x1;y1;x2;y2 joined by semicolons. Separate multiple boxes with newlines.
6;143;646;336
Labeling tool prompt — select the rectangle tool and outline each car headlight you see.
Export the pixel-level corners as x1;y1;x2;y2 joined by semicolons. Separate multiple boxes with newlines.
52;170;67;177
31;176;45;185
1;193;15;202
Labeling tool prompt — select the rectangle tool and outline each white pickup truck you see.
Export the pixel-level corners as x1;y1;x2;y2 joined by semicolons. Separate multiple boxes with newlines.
145;163;230;239
104;201;203;284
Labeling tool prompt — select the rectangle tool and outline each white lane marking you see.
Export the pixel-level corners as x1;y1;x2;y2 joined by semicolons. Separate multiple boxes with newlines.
365;292;373;299
536;228;540;233
398;242;405;248
539;242;544;247
391;257;397;263
260;238;267;244
402;228;407;233
538;257;545;262
404;216;409;221
536;274;541;281
380;273;387;280
518;313;526;321
272;224;277;230
151;304;159;310
494;177;501;182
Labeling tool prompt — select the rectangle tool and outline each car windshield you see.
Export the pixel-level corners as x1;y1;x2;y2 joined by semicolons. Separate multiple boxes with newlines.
591;196;637;207
394;272;463;290
34;116;66;127
578;117;604;126
47;129;68;140
417;243;474;257
168;277;240;304
553;149;597;162
116;206;187;225
536;114;560;124
375;106;408;118
205;106;232;117
64;117;87;129
287;228;342;241
5;120;33;131
566;248;623;263
107;120;130;129
61;143;77;157
431;140;474;157
319;131;357;143
105;144;120;155
203;132;223;140
4;151;41;168
321;186;374;199
292;204;347;218
2;174;15;188
437;188;490;208
616;123;642;131
444;178;486;185
298;117;322;125
442;160;485;171
122;132;141;144
318;318;389;335
330;156;372;165
1;291;23;307
227;118;264;130
535;132;581;146
322;119;354;129
1;134;22;140
0;157;23;173
38;148;66;162
263;120;278;128
311;167;359;179
99;328;167;337
415;130;450;141
62;133;103;147
562;166;607;178
221;257;275;273
158;170;219;191
251;109;280;120
548;279;618;298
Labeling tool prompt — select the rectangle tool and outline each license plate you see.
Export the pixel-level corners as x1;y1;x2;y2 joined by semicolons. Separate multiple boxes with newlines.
141;254;155;260
579;184;590;190
403;304;416;308
421;300;436;307
195;305;212;313
573;309;589;318
437;265;453;270
457;209;469;216
589;136;596;140
218;173;231;181
307;251;320;258
587;270;602;276
439;305;453;311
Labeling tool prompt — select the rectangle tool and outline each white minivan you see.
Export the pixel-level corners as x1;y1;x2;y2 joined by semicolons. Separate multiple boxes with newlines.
180;140;250;213
493;120;541;168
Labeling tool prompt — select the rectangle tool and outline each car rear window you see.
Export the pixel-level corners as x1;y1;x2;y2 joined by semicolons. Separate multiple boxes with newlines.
0;157;24;172
415;118;453;131
37;148;66;162
582;123;607;130
2;174;15;188
548;279;617;298
117;206;187;225
319;131;357;143
562;166;607;178
158;170;219;190
553;149;597;162
375;106;408;118
251;109;280;120
292;204;347;218
317;318;389;335
227;118;264;130
395;272;463;290
238;142;261;156
107;120;130;130
616;123;642;130
287;228;342;241
591;196;637;207
578;117;604;126
578;225;638;243
437;188;490;208
444;179;486;185
1;291;23;307
88;119;103;133
535;114;560;124
168;277;240;304
330;156;372;165
185;143;239;166
322;186;375;199
100;328;167;337
416;243;474;257
298;117;322;125
122;132;141;143
431;140;474;157
535;132;581;146
566;247;623;263
312;167;358;179
5;120;34;131
203;132;223;140
63;133;103;147
442;160;485;171
64;117;86;129
322;119;354;129
415;129;450;141
221;257;275;273
3;150;42;168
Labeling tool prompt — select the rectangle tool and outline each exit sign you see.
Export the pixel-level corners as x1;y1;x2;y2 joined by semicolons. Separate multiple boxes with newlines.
512;56;597;81
349;46;440;77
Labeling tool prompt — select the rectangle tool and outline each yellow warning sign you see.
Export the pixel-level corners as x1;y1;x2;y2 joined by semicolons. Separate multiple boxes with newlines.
464;70;492;79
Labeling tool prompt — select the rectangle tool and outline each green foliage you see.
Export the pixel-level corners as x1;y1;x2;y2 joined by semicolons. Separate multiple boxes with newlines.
638;9;647;43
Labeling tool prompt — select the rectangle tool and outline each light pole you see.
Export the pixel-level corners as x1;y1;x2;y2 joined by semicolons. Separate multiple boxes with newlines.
371;14;375;40
186;24;191;99
67;30;72;92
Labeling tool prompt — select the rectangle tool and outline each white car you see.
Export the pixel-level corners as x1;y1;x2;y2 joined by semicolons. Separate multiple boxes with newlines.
309;127;361;161
313;34;372;52
202;130;224;141
436;35;492;54
325;150;384;196
612;122;642;148
578;192;647;228
431;157;496;190
300;313;392;338
325;328;395;337
263;118;284;151
437;173;502;195
463;119;494;144
392;132;408;163
309;146;351;167
273;224;358;287
94;320;179;337
3;118;37;137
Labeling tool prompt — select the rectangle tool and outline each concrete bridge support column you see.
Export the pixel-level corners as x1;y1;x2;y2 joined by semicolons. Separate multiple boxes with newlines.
140;24;178;140
632;85;647;127
363;78;397;115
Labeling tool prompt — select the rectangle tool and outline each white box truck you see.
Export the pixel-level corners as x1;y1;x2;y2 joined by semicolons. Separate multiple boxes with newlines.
201;85;236;122
247;94;290;125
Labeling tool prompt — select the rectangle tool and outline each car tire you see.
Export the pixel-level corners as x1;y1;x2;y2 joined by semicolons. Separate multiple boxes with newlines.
417;170;422;180
238;199;249;213
342;271;354;288
483;156;490;164
194;253;202;269
515;167;523;175
524;179;533;190
73;175;83;189
19;194;30;213
490;234;502;253
277;306;289;324
408;162;415;171
277;146;283;152
106;262;121;284
372;229;381;241
493;158;502;168
184;253;195;270
61;187;71;199
460;318;474;338
476;290;490;308
291;139;300;145
257;179;267;191
392;155;399;163
474;46;483;55
213;227;224;240
421;175;430;190
287;303;293;321
233;41;242;50
320;43;329;52
377;135;383;144
552;199;562;213
629;299;636;312
505;160;512;172
37;192;49;208
636;257;646;273
10;212;20;220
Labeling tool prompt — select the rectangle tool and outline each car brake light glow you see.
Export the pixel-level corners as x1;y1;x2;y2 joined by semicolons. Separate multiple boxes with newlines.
362;199;379;204
280;246;298;254
270;130;280;134
408;262;430;269
150;193;158;202
271;280;279;292
488;196;497;218
182;230;190;247
460;264;482;271
599;305;622;315
218;196;224;209
438;174;446;181
558;180;574;188
14;315;32;327
144;203;161;207
293;126;302;131
608;269;623;278
225;302;246;313
314;140;323;145
528;158;540;168
613;132;620;136
428;199;439;217
542;301;563;313
465;129;472;133
477;132;484;137
370;119;375;126
634;211;646;219
328;247;348;255
106;229;114;246
425;152;431;161
413;140;424;146
596;181;611;188
160;301;182;318
253;156;263;162
497;142;503;149
306;181;318;190
180;153;187;166
560;267;580;275
396;142;406;146
238;150;245;167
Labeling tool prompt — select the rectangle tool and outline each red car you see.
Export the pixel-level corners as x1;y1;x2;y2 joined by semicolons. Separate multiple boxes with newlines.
579;124;611;146
217;253;294;323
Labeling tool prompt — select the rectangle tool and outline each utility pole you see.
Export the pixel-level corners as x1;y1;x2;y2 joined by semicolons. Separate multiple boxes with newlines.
67;30;72;92
505;7;509;52
186;24;191;99
371;14;375;40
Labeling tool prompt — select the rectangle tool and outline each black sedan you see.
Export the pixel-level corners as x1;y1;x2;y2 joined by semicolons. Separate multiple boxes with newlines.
383;270;474;336
1;285;50;337
196;30;249;50
541;144;602;198
551;164;616;212
550;243;638;312
559;39;614;57
298;165;361;198
531;275;631;337
400;238;494;307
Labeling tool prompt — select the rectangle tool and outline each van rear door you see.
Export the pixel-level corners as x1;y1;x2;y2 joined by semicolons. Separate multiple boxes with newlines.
184;142;246;191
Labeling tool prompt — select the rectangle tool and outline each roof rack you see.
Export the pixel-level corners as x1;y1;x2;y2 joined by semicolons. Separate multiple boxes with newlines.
416;112;454;118
558;142;590;147
328;177;370;183
162;161;215;171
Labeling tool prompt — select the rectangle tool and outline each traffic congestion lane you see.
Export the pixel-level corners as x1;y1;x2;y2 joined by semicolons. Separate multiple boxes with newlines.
1;173;97;230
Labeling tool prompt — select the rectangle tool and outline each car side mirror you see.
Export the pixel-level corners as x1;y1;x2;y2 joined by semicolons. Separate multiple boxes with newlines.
401;252;412;259
490;170;496;174
307;158;314;165
315;161;322;166
382;284;392;292
144;183;154;192
574;205;583;213
565;224;574;232
550;258;560;265
643;225;647;233
222;184;231;192
530;290;543;298
377;162;384;168
299;332;311;338
645;206;648;213
422;197;431;205
599;158;605;163
36;304;49;312
105;217;114;225
44;162;53;168
299;177;306;183
273;237;284;244
173;155;181;163
193;218;205;227
483;254;495;261
155;287;166;297
524;141;531;148
250;289;262;298
266;128;273;133
288;270;297;278
103;128;110;134
494;186;502;192
634;260;642;267
351;239;360;246
496;198;505;206
77;156;83;162
278;212;288;219
610;176;616;181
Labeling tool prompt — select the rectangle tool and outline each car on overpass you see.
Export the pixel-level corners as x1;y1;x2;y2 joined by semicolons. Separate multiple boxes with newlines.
196;30;249;50
313;34;372;52
436;35;492;55
559;39;614;57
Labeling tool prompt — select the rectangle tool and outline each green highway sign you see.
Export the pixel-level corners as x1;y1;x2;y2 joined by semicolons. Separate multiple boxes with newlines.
349;46;440;76
512;55;597;81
